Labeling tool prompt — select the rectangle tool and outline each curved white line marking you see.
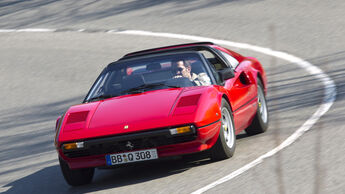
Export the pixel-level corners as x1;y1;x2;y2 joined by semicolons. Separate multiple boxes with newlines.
0;29;336;193
115;30;336;194
0;28;56;32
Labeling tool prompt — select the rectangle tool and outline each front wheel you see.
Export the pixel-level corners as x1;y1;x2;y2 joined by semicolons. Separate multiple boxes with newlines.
210;99;236;161
59;157;94;186
245;79;269;135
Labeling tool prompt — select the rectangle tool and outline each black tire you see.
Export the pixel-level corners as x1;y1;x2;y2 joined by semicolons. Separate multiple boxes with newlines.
210;99;236;161
245;79;269;135
59;157;94;186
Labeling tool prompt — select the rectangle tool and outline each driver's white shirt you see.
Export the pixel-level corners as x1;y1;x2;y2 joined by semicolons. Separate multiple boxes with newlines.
191;73;211;86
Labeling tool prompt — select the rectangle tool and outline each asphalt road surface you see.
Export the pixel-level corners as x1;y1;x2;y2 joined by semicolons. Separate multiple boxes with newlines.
0;1;344;193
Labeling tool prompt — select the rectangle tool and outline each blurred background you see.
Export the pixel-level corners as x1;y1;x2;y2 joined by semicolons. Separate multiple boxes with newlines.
0;0;344;193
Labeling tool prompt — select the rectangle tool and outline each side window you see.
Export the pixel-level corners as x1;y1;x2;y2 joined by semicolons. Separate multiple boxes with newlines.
199;52;221;84
220;51;239;69
200;50;228;70
208;63;222;84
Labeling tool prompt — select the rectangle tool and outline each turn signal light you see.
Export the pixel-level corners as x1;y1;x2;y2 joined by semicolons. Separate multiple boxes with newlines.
63;142;84;150
170;126;192;135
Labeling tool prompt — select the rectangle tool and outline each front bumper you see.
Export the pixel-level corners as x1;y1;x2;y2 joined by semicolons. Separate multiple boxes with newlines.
58;121;221;169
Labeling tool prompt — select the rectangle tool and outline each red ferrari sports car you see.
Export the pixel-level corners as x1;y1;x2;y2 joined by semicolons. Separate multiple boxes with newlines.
55;42;268;186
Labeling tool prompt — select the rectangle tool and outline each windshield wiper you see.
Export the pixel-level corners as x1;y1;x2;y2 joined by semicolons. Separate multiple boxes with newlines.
87;94;115;102
121;83;180;94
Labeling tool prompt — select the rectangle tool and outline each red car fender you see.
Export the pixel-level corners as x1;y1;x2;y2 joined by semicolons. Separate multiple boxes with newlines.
193;87;222;127
212;84;234;114
55;114;65;148
192;87;233;148
55;116;61;130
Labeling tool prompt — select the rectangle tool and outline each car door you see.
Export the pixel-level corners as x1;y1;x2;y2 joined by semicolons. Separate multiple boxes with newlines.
218;51;258;132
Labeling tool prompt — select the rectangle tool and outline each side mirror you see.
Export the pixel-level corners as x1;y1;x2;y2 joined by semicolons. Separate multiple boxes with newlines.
218;68;235;82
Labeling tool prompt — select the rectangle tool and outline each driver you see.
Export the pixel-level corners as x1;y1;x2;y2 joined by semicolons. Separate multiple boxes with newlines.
172;59;211;86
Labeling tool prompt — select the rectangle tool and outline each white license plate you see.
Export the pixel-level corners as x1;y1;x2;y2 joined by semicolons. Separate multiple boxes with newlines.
106;149;158;165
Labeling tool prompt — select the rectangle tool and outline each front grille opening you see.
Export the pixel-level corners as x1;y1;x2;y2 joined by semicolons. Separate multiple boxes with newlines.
63;130;196;158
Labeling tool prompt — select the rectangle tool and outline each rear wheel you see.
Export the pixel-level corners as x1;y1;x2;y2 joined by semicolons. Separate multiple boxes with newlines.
245;79;269;135
210;99;236;160
59;157;94;186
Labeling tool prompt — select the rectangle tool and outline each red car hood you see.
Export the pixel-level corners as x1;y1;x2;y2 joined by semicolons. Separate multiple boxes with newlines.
59;87;205;142
89;88;181;129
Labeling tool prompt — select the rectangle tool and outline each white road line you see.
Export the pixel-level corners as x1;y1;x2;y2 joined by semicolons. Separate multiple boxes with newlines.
0;29;336;193
0;28;56;32
115;30;336;194
0;29;17;32
17;28;57;32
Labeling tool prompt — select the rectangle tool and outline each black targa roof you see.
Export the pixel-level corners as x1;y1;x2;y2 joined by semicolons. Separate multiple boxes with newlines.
119;42;215;60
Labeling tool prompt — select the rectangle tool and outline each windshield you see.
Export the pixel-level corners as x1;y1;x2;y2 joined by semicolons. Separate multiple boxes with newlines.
84;52;212;102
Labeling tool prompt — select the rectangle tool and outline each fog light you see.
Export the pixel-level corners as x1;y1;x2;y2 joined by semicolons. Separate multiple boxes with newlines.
63;142;84;150
170;126;192;135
